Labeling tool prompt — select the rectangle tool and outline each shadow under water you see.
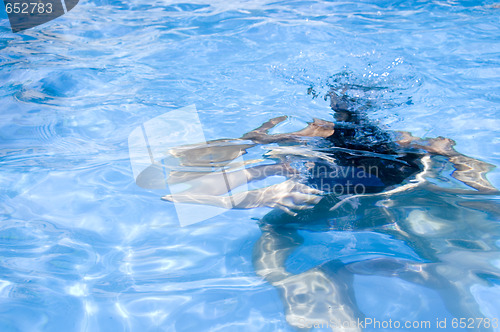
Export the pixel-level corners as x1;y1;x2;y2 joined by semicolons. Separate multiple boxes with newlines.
253;188;500;331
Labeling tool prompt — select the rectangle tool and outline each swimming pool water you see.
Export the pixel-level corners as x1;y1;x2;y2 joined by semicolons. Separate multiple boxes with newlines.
1;0;499;331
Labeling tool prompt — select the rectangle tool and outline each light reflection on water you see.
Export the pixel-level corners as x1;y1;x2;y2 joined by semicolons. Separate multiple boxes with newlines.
1;0;500;331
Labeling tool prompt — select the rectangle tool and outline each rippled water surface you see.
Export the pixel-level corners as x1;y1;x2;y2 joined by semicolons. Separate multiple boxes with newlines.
1;1;500;331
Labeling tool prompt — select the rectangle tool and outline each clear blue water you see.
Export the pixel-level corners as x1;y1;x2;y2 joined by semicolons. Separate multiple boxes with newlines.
1;0;500;331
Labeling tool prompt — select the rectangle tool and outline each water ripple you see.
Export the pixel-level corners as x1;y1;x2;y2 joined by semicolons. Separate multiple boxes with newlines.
1;0;499;330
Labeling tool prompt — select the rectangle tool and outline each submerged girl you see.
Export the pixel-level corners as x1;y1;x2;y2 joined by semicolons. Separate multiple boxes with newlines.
159;88;499;331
